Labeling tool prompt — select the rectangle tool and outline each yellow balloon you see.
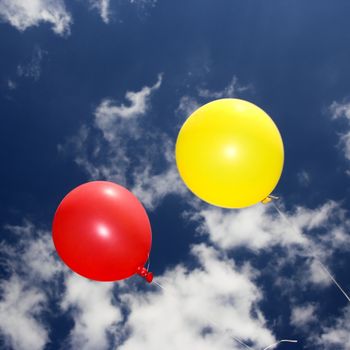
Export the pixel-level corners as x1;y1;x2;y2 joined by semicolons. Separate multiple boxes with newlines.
175;98;284;208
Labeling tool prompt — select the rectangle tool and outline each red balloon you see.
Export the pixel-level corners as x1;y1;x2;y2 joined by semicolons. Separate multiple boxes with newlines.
52;181;152;282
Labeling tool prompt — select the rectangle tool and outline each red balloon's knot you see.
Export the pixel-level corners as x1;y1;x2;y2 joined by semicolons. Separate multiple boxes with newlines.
137;266;154;283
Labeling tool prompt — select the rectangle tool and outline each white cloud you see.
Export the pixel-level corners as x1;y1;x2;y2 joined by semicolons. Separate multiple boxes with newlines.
306;259;332;287
330;101;350;121
119;244;275;350
1;208;348;350
53;78;350;350
129;0;158;9
94;74;162;142
193;204;305;252
0;221;280;350
61;74;187;210
318;305;350;349
290;303;317;328
1;221;64;281
131;139;187;209
198;76;251;99
7;79;16;90
89;0;111;24
61;274;122;350
62;75;254;210
194;201;344;253
176;75;251;122
132;165;185;209
0;0;72;35
189;200;350;294
0;0;155;34
17;46;46;81
339;133;350;163
297;170;311;187
330;100;350;163
0;277;48;350
0;221;64;350
0;220;123;350
176;95;200;119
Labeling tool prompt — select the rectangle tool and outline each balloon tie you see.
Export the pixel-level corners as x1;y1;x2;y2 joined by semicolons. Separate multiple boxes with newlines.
137;266;154;283
261;195;279;205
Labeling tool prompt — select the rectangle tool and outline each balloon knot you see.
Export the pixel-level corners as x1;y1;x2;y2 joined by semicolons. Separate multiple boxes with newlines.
137;266;153;283
261;195;279;204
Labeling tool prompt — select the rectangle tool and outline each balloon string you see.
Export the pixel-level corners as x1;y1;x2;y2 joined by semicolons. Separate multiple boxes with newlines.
272;202;350;303
152;280;165;290
152;279;296;350
262;340;298;350
316;261;350;303
146;256;151;271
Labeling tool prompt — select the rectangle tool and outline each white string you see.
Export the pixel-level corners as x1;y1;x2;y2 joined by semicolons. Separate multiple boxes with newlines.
152;279;296;350
229;334;255;350
152;280;165;290
316;261;350;302
272;202;350;303
263;339;298;350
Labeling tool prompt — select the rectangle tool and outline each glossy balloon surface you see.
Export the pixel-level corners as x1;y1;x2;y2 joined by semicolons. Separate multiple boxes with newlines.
52;181;152;281
175;98;284;208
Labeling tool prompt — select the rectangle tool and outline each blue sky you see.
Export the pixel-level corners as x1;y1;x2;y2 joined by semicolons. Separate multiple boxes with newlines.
1;0;350;349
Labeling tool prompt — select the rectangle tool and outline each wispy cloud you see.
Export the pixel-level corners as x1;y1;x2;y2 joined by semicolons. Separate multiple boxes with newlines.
1;205;349;349
5;46;46;91
0;221;278;350
0;221;63;350
0;276;48;350
131;137;187;209
17;46;46;82
129;0;158;10
0;0;72;36
94;74;162;142
1;221;63;281
119;244;275;350
89;0;111;23
330;100;350;165
61;275;122;350
198;76;251;99
290;303;317;328
0;0;160;36
297;170;311;187
7;79;16;90
189;200;350;292
60;74;186;210
318;305;350;349
176;75;252;122
330;101;350;120
176;95;201;120
195;201;347;252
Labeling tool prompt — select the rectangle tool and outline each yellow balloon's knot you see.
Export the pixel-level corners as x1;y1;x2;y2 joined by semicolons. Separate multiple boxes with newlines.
261;195;279;205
